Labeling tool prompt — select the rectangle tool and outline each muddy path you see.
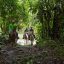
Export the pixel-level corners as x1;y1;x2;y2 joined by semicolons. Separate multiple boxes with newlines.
0;44;64;64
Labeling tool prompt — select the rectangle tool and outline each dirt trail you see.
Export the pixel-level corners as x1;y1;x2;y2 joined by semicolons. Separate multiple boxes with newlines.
0;34;64;64
0;46;43;64
0;45;64;64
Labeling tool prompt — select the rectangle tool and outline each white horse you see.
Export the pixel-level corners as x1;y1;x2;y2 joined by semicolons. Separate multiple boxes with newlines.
16;39;36;46
16;33;36;46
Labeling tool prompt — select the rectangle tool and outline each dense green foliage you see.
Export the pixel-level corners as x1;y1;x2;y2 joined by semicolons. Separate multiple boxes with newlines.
0;0;64;45
0;0;64;43
0;0;64;63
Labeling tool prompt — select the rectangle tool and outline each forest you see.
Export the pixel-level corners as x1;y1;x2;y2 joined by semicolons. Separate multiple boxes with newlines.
0;0;64;64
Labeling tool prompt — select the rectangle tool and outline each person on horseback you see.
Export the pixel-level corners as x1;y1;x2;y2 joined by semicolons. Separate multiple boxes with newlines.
29;27;35;45
9;22;19;46
23;27;35;45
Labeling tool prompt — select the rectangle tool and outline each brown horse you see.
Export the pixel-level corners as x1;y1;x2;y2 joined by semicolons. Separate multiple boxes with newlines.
9;29;19;46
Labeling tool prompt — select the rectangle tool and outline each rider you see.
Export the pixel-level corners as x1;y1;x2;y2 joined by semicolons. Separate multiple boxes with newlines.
9;22;14;34
29;27;35;45
9;22;18;44
29;27;34;33
9;22;17;34
29;27;35;38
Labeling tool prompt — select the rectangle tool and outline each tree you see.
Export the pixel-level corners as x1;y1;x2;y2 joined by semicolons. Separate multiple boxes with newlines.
52;2;62;40
37;0;53;38
37;0;63;40
0;0;21;33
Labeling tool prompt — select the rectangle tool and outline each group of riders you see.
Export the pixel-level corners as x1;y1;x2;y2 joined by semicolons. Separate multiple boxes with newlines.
8;22;35;46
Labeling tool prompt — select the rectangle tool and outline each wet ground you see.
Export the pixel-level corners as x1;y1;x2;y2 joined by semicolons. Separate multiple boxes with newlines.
0;34;64;64
0;44;64;64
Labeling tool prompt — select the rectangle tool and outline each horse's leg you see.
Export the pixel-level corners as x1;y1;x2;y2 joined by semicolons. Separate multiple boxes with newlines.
26;38;28;45
31;40;33;46
26;34;29;45
31;35;34;46
26;39;27;45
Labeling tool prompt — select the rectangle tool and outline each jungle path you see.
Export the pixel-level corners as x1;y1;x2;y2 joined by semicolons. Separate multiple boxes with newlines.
0;45;63;64
0;34;64;64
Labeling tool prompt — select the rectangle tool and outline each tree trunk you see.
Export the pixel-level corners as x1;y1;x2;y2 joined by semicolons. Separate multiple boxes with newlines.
52;10;61;40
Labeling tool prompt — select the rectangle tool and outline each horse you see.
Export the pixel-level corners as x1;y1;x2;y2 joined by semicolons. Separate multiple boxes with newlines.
23;32;29;44
23;30;35;45
16;28;36;46
9;29;19;46
28;31;35;45
17;32;36;46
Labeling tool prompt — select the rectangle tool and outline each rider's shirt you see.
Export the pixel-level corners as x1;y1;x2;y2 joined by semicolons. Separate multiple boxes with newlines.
9;23;17;33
